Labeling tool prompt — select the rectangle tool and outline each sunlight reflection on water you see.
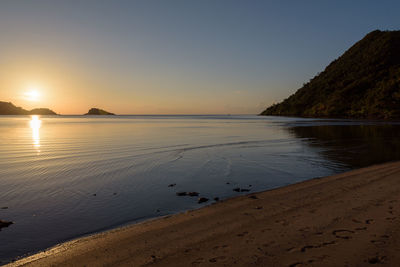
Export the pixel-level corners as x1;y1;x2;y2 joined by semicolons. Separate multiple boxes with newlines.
29;115;41;152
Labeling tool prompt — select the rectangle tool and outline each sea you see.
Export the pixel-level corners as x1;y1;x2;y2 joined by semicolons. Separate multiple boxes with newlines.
1;115;400;264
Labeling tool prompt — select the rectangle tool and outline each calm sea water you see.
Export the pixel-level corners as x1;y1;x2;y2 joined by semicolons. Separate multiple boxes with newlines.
1;115;400;263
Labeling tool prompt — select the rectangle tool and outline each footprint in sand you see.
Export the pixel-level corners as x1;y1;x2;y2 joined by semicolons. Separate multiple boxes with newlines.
371;239;386;247
191;257;204;265
371;235;390;247
209;256;226;263
365;219;374;224
300;241;336;252
332;229;355;239
301;245;314;252
289;262;304;267
388;209;394;214
298;227;310;232
262;241;275;247
367;256;386;264
275;219;289;226
237;231;249;237
354;226;367;231
150;255;158;263
213;245;229;250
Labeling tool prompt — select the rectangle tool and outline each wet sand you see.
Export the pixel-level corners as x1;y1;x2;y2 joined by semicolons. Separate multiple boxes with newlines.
8;161;400;266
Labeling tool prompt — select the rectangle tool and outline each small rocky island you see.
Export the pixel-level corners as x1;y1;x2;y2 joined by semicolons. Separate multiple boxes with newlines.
29;108;57;115
260;30;400;119
85;108;115;115
0;102;115;116
0;101;57;115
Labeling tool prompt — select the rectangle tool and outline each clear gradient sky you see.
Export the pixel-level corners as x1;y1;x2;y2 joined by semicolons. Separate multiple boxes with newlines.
1;0;399;114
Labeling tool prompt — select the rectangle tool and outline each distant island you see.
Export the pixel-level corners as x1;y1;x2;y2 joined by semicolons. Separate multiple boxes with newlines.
0;101;117;116
30;108;57;115
85;108;115;115
0;101;57;115
261;30;400;119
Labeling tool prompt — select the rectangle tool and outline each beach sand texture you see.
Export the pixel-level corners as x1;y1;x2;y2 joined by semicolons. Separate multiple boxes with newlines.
8;161;400;266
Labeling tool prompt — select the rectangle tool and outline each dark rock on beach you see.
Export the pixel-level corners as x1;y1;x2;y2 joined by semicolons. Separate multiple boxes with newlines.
0;220;13;230
198;197;209;204
176;191;199;197
233;188;251;192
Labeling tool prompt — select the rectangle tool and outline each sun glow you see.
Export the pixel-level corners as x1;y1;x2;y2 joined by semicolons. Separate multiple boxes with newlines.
30;115;41;151
24;88;41;102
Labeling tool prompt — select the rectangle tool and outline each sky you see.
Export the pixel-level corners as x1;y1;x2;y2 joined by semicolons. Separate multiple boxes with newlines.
0;0;399;115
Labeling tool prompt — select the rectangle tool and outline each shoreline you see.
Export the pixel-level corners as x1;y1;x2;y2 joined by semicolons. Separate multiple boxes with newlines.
7;161;400;266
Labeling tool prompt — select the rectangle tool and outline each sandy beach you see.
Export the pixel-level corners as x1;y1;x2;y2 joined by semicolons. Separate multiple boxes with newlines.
7;161;400;266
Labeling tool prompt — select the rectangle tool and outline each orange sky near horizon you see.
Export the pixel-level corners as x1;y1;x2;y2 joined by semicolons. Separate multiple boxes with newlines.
0;52;275;115
0;72;271;115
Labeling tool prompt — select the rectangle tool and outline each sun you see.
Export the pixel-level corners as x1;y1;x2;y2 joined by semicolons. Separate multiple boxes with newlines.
24;88;41;102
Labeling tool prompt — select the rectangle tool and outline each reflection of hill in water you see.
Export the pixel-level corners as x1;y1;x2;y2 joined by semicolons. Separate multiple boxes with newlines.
288;124;400;169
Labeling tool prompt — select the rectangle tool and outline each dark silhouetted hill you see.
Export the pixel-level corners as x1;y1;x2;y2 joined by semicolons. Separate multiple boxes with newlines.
0;102;27;115
261;30;400;119
85;108;115;115
0;101;57;115
29;108;57;115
